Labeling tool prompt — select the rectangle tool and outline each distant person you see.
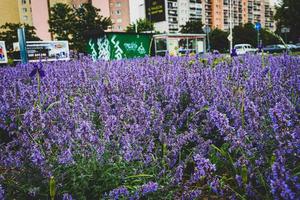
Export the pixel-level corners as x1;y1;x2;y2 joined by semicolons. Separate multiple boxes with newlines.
231;48;237;57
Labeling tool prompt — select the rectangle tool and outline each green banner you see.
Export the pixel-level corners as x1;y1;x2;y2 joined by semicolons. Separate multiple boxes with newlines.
88;33;152;61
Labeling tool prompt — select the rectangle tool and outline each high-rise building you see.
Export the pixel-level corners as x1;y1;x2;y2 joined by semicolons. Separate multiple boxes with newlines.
137;0;203;33
135;0;275;33
205;0;275;31
0;0;107;40
0;0;275;40
0;0;33;27
109;0;131;31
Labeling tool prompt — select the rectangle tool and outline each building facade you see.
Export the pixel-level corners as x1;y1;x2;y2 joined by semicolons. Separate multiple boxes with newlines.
205;0;275;31
134;0;275;33
0;0;108;40
1;0;275;40
0;0;33;27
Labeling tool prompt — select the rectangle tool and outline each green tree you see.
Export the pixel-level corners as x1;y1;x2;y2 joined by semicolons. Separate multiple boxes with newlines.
0;23;40;51
274;0;300;42
126;19;154;33
48;3;112;52
233;23;257;47
233;23;280;47
48;3;76;41
73;3;112;52
260;29;280;46
209;29;229;53
180;20;204;34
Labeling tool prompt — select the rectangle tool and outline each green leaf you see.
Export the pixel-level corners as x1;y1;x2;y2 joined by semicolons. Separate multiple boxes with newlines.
45;101;61;112
125;174;153;179
241;165;248;184
271;154;276;165
49;176;56;200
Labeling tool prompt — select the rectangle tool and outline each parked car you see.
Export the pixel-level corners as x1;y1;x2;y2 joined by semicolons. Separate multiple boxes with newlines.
263;44;286;54
234;44;257;55
287;44;300;52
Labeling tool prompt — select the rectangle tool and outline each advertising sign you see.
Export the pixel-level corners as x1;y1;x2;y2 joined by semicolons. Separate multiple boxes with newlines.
87;33;152;61
0;41;8;64
145;0;166;22
13;41;70;62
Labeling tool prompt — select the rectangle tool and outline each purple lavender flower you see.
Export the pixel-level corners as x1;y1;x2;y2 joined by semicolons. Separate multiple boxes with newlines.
0;184;4;200
109;186;129;199
29;63;45;78
191;154;216;183
62;193;73;200
235;175;242;188
0;53;299;199
139;181;158;196
189;189;202;199
173;164;184;184
30;145;45;166
58;148;74;165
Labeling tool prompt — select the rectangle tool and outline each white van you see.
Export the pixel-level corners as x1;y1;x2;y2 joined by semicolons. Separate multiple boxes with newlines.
234;44;257;55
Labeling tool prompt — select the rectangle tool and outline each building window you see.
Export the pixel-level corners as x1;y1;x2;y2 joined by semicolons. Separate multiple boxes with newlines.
117;18;122;23
21;0;26;4
22;8;27;13
116;10;121;15
116;2;121;7
118;25;122;30
23;16;28;20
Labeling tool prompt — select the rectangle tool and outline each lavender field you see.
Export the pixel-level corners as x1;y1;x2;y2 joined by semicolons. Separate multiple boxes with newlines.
0;54;299;200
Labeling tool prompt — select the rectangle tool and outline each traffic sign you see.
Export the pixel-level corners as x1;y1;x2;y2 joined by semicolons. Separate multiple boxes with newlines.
255;22;261;31
227;34;233;41
281;27;290;33
202;25;211;34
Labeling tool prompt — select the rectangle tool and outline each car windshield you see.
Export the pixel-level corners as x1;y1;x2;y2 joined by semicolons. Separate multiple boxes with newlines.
235;46;243;49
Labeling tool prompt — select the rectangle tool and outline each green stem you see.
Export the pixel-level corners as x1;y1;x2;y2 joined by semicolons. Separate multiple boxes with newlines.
241;89;245;129
37;73;41;107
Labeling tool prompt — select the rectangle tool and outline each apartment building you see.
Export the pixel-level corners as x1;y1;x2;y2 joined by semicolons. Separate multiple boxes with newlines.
134;0;274;33
0;0;33;27
1;0;275;39
109;0;131;31
141;0;203;33
205;0;275;31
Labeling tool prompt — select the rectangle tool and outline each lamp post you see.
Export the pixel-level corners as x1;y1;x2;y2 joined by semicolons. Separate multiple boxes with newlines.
202;25;211;52
229;0;233;54
17;27;28;64
255;22;261;48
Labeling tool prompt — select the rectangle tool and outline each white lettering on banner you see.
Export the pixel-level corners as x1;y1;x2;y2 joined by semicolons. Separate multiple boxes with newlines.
111;35;123;60
137;42;146;54
97;35;110;61
89;39;98;61
124;42;138;51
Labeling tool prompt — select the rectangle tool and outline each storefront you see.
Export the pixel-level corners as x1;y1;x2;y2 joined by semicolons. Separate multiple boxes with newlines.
153;34;206;56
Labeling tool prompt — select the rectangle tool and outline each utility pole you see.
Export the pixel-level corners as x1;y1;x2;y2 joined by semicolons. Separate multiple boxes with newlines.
229;0;233;53
17;27;28;64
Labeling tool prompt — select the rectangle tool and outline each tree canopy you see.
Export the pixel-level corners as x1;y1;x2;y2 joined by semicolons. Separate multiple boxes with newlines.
274;0;300;42
0;23;40;51
209;29;229;53
126;19;154;33
180;20;204;34
48;3;112;52
232;23;280;47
